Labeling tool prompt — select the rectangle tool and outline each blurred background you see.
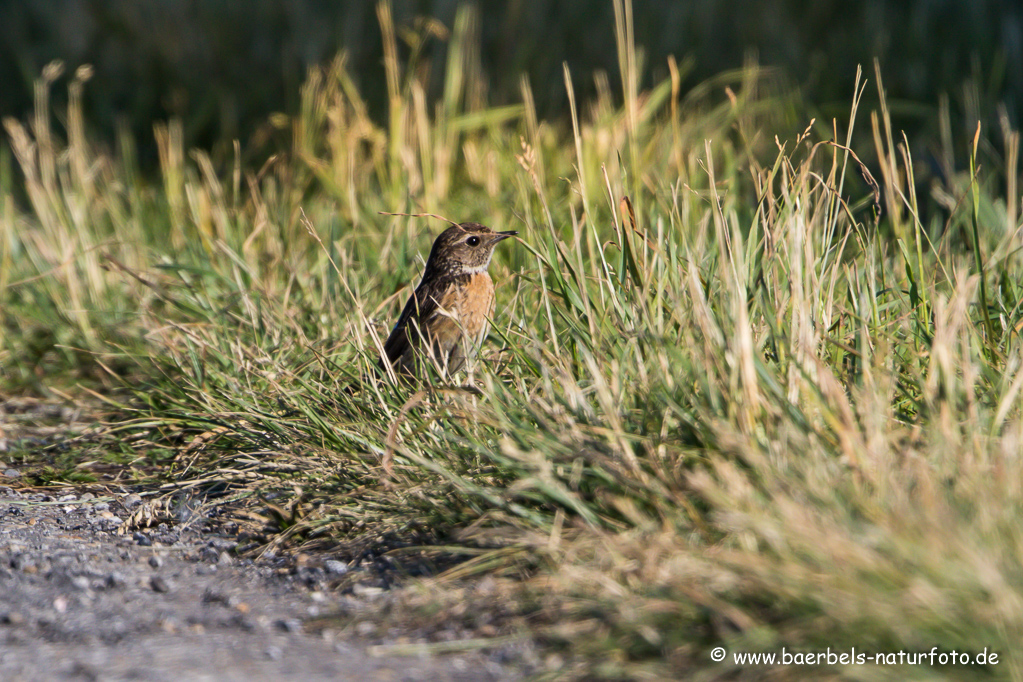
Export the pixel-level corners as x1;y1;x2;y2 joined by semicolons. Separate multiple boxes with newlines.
0;0;1020;166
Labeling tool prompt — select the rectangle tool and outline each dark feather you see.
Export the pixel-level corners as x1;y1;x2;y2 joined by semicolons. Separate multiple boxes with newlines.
379;273;472;372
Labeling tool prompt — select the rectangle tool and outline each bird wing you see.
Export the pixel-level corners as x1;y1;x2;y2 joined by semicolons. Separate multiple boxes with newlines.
380;276;470;371
382;287;430;366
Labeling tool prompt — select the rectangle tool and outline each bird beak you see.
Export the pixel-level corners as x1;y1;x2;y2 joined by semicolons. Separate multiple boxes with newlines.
494;231;518;241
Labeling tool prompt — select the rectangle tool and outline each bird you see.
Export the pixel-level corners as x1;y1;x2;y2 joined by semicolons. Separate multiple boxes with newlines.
379;222;517;380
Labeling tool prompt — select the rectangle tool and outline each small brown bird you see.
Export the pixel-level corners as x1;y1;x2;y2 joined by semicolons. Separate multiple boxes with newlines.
380;222;517;379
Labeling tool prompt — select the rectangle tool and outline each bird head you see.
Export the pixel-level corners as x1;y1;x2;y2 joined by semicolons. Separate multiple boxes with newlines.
423;222;517;276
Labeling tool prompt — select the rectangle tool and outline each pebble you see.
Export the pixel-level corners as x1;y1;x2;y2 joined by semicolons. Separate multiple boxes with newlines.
201;588;233;606
230;613;257;631
150;575;171;593
207;538;237;552
11;554;36;573
275;618;302;633
0;611;25;625
120;494;142;509
324;560;349;575
3;469;20;478
351;584;384;598
92;515;123;530
149;556;163;569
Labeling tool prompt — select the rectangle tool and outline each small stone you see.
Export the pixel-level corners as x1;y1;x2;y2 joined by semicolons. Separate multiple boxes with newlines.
148;556;163;569
195;564;217;576
105;572;126;589
150;575;171;593
120;494;142;509
296;566;324;584
133;533;152;547
354;621;376;637
351;584;384;598
93;514;122;530
3;469;20;478
275;618;302;633
540;652;565;673
265;646;282;661
70;575;91;591
79;492;95;501
324;560;349;576
11;555;36;573
64;661;98;680
207;538;237;552
0;611;25;625
93;502;109;512
58;494;77;502
230;613;256;631
217;551;233;566
201;588;233;606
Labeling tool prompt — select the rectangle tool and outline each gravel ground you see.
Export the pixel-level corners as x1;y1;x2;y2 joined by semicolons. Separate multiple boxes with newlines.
0;485;533;682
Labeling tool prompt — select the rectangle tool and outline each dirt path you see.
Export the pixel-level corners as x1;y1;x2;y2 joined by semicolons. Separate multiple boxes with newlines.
0;485;531;682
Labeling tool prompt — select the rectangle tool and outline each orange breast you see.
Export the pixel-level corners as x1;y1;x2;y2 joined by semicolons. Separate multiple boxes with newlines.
426;272;494;373
460;272;495;340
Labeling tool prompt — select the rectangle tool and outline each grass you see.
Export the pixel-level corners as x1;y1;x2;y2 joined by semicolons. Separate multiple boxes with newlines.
3;1;1023;679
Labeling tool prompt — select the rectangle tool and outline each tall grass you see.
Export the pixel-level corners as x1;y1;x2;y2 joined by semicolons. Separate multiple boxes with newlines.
3;1;1023;679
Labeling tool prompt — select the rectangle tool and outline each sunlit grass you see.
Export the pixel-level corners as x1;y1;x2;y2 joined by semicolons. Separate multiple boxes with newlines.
3;1;1023;679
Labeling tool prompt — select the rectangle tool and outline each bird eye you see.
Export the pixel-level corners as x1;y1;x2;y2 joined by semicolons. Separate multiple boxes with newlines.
466;236;480;246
